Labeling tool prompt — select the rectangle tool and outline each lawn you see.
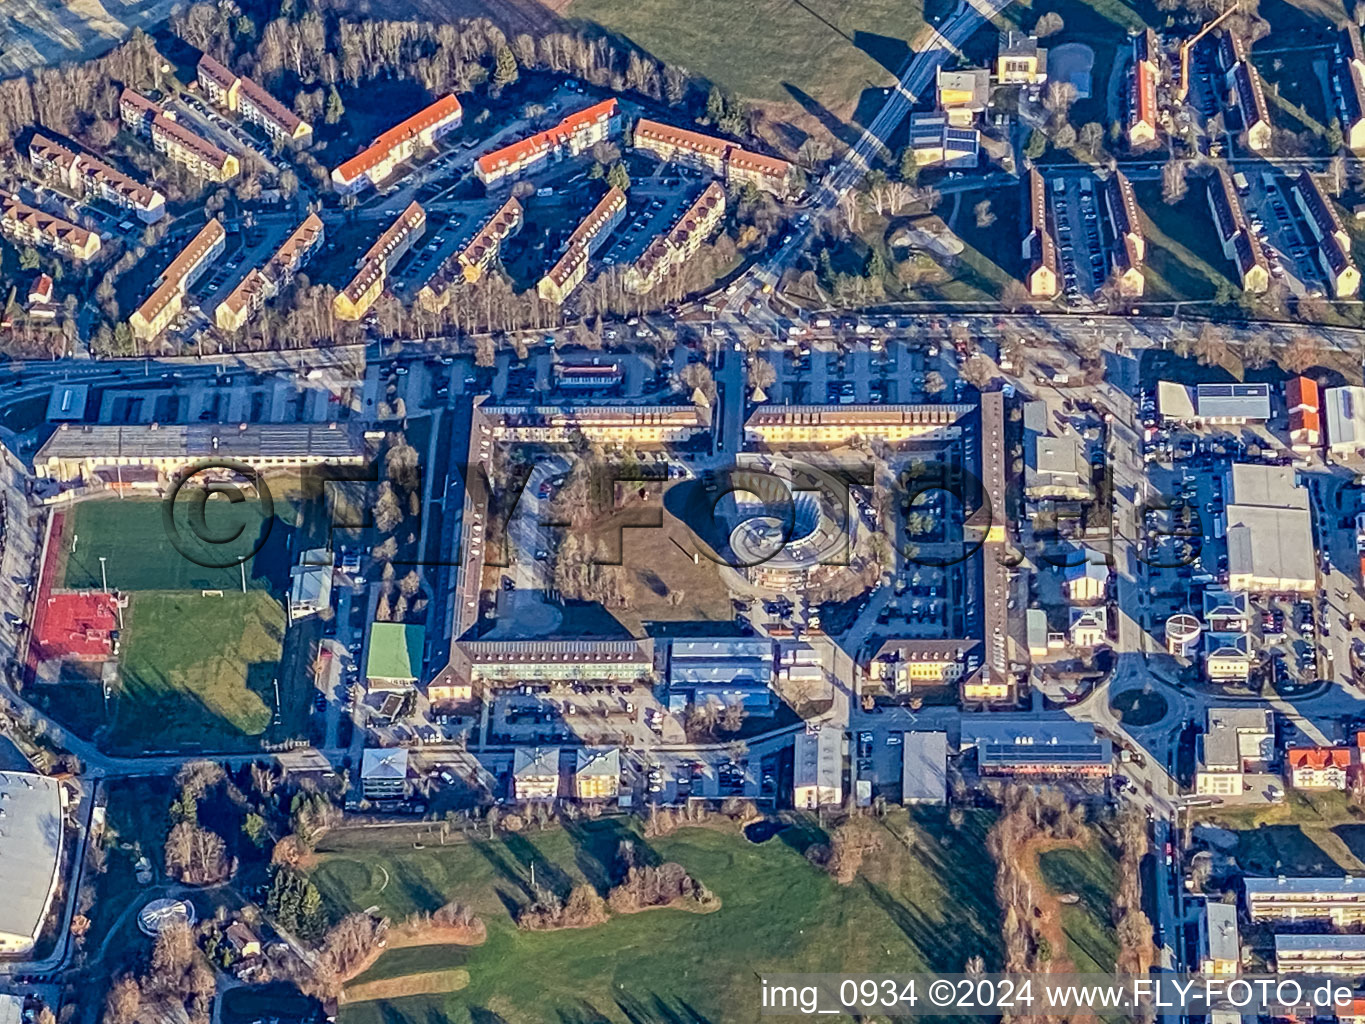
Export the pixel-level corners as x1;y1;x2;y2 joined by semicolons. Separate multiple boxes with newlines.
1132;182;1234;303
110;590;286;752
567;0;927;116
1195;789;1365;875
1037;838;1120;973
315;811;1003;1024
60;497;293;594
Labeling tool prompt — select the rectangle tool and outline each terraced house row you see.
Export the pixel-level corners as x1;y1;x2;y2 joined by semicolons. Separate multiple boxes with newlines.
624;181;726;295
129;218;226;341
215;212;326;331
28;133;166;224
1208;166;1269;293
334;202;426;320
330;95;462;194
1292;169;1361;298
631;118;797;198
119;90;239;183
417;196;523;312
536;186;627;305
196;55;312;145
474;99;620;188
0;193;101;262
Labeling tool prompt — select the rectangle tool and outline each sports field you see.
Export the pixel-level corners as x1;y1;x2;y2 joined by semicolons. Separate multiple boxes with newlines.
60;497;292;593
568;0;926;112
111;591;285;752
315;811;1003;1024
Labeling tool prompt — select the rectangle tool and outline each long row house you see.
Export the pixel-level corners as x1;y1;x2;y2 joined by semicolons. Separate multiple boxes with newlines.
29;133;165;224
119;90;239;183
214;212;325;331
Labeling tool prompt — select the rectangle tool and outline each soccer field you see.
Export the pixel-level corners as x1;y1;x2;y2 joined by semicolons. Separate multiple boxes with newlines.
60;497;293;594
110;590;286;752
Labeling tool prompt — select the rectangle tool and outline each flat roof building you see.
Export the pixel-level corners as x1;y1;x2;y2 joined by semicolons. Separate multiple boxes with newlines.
936;67;990;125
1275;934;1365;974
1198;900;1241;975
1223;463;1314;594
793;727;843;808
1196;706;1274;796
0;771;64;954
366;622;425;691
960;715;1112;776
1325;384;1365;454
906;113;980;169
1245;875;1365;925
902;731;948;804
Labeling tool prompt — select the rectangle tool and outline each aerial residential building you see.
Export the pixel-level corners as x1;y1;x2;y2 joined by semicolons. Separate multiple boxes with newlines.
450;637;653;687
1207;168;1269;293
1334;26;1365;151
1127;31;1160;146
120;89;239;182
624;181;726;294
0;772;64;954
536;186;627;305
902;731;949;805
215;212;324;330
0;193;100;261
1069;606;1108;648
476;99;619;187
513;747;561;801
793;727;843;808
475;400;707;445
1023;168;1059;297
1195;706;1273;795
906;113;980;168
366;622;425;691
936;67;991;125
1064;561;1109;603
128;218;225;341
631;118;796;196
196;55;311;144
416;197;523;312
29;133;165;223
667;637;775;713
1217;35;1272;151
360;747;409;800
997;31;1048;85
744;402;972;446
573;747;621;800
330;94;462;194
1105;170;1146;296
334;201;425;321
1286;746;1351;790
1203;632;1252;682
1223;463;1314;594
1294;170;1360;296
1287;375;1323;449
1198;901;1241;975
961;715;1113;777
864;639;978;695
1245;875;1365;925
1325;385;1365;454
1274;934;1365;975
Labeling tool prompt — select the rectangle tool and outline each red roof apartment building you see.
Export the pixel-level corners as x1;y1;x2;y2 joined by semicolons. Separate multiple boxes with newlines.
331;95;462;194
475;99;620;188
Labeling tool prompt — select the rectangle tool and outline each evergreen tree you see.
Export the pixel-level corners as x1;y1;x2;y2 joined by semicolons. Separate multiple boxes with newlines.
493;46;520;88
705;85;725;125
325;86;344;126
606;162;630;192
865;248;886;281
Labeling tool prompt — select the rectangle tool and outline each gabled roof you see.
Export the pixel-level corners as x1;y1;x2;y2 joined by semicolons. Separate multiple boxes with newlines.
478;99;617;176
334;94;463;183
1286;746;1351;770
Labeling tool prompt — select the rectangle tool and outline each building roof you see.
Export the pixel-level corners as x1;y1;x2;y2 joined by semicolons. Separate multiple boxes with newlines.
1203;631;1251;659
1226;506;1315;587
38;420;360;462
458;196;522;272
479;403;706;431
543;187;627;288
1226;462;1309;509
1326;385;1365;447
575;746;620;777
218;268;266;321
727;147;793;180
1027;167;1057;275
238;74;307;136
1;193;96;251
793;727;842;790
513;746;560;778
1276;933;1365;954
1286;375;1320;413
45;382;87;421
1286;746;1352;770
1245;875;1365;897
479;99;617;177
960;715;1111;767
362;201;425;266
30;134;162;212
1204;901;1240;964
1203;588;1249;621
265;212;324;285
1232;60;1270;128
0;771;63;946
153;113;234;170
1000;30;1044;59
746;403;972;429
197;53;237;92
1208;168;1245;242
632;117;731;160
1202;706;1272;770
1064;560;1109;585
360;746;409;780
1027;432;1090;493
937;67;991;109
334;94;463;183
869;638;978;669
456;637;653;666
1195;382;1271;420
367;622;424;681
1296;169;1347;244
902;731;948;803
134;218;225;326
1157;381;1197;420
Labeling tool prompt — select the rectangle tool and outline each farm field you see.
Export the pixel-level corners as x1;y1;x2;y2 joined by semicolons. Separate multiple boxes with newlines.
567;0;927;115
316;811;1004;1024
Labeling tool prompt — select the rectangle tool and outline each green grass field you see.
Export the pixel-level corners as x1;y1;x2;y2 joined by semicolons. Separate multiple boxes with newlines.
61;497;292;593
110;590;285;752
568;0;926;113
315;812;1003;1024
1133;182;1234;303
1195;789;1365;875
1038;840;1120;973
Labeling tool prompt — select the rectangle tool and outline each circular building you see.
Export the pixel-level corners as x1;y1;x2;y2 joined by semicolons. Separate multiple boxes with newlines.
138;898;195;937
1165;613;1203;658
727;486;850;591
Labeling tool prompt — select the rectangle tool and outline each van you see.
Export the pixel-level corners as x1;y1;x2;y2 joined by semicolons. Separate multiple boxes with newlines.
1233;171;1250;195
536;187;553;197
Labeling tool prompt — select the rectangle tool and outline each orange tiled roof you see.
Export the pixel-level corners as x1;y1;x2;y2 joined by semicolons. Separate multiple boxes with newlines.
334;95;462;183
477;99;617;177
633;117;730;159
1;193;96;249
1287;746;1351;770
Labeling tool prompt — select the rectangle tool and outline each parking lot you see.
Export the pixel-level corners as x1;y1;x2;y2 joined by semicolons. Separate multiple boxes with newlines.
1048;173;1109;302
387;208;472;299
596;180;704;271
1238;170;1323;296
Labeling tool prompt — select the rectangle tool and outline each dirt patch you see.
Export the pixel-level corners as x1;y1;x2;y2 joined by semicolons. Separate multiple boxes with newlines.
343;969;470;1003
